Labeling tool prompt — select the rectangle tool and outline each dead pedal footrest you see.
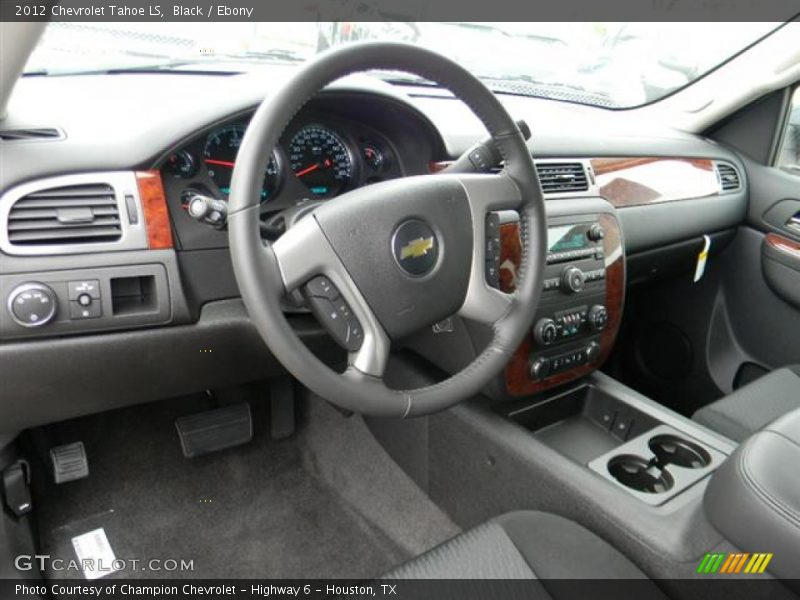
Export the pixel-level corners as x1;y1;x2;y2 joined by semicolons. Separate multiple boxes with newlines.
51;442;89;484
175;402;253;458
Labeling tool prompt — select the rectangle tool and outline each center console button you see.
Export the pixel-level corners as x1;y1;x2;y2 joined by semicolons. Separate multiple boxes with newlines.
586;341;601;363
529;357;550;381
587;223;606;242
561;266;586;293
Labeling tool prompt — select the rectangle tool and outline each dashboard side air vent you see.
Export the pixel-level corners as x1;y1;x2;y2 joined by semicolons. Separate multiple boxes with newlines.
0;128;63;141
535;162;589;194
7;184;122;246
715;161;742;193
0;172;149;255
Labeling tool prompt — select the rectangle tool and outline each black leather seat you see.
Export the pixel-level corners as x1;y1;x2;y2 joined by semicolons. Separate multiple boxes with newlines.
693;366;800;441
384;511;664;594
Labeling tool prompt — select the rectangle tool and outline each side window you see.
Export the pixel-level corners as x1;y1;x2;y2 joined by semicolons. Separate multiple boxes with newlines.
777;86;800;174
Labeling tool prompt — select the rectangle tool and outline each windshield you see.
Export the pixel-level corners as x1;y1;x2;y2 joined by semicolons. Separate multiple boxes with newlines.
24;22;781;108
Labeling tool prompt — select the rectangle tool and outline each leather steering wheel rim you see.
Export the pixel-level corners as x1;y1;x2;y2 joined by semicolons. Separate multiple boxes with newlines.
228;42;547;417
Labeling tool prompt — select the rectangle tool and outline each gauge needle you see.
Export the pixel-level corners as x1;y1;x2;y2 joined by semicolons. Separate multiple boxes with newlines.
204;158;236;167
295;163;320;177
295;158;333;177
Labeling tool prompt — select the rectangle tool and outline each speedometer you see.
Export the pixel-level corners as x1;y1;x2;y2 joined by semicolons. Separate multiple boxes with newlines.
203;124;281;201
288;125;353;198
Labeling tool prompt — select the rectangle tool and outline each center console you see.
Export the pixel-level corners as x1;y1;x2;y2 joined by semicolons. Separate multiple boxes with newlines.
491;201;625;396
484;200;730;509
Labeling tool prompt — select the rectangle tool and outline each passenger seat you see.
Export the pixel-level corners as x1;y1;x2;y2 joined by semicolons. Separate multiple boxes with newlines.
693;366;800;441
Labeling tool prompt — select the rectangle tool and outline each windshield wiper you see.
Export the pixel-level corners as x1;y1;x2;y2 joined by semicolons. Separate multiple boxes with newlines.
23;48;306;77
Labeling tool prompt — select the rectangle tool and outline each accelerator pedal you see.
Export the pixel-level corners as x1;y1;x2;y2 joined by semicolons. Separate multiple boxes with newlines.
175;402;253;458
51;442;89;484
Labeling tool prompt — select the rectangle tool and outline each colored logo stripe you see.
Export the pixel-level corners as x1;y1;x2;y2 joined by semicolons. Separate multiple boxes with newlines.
697;552;773;574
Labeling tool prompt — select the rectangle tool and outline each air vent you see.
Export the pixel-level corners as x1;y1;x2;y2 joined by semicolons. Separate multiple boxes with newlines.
7;184;122;246
0;128;62;141
535;162;589;194
715;162;741;192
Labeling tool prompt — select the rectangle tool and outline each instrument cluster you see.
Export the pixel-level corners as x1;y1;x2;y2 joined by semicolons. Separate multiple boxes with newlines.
162;118;402;216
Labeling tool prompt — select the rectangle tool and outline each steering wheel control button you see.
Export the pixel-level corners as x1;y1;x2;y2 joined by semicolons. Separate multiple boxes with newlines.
391;219;439;277
305;276;340;301
67;280;100;300
7;282;58;328
303;281;363;352
484;214;502;288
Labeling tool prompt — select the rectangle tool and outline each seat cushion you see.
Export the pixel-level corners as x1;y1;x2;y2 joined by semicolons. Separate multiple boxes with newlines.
384;511;654;580
693;366;800;442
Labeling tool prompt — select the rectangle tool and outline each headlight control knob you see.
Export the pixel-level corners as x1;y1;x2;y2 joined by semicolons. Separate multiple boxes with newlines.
7;282;58;328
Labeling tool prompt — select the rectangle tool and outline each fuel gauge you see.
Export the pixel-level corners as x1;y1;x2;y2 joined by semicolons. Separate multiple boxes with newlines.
165;149;198;179
362;145;384;171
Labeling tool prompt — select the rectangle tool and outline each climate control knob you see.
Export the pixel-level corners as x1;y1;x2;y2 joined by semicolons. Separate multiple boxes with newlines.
7;282;57;328
588;305;609;331
561;266;586;293
533;318;558;346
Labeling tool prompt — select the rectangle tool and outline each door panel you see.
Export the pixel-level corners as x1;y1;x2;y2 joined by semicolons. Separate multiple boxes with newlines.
763;233;800;308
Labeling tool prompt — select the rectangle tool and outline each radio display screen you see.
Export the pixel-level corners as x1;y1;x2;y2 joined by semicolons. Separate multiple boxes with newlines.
548;225;589;253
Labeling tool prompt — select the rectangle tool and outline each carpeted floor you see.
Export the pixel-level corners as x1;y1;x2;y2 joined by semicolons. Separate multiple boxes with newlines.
28;387;459;580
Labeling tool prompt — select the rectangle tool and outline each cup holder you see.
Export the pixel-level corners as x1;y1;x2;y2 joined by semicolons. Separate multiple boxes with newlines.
607;454;674;494
649;434;711;469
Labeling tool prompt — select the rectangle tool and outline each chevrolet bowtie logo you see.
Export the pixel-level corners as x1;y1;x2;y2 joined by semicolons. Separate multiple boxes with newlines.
400;236;435;260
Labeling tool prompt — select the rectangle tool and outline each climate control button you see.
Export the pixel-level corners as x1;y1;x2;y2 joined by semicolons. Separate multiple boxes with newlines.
588;305;609;331
533;318;559;346
7;282;57;328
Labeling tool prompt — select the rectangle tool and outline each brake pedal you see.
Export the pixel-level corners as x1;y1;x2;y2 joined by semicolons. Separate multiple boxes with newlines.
51;442;89;484
175;402;253;458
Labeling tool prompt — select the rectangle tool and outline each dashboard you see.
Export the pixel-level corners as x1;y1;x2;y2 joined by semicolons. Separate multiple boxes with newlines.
0;69;750;431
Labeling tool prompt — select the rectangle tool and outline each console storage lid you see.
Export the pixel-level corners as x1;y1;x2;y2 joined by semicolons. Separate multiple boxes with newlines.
705;407;800;580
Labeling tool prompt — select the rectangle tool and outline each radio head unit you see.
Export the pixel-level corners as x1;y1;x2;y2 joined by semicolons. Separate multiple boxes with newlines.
493;211;625;397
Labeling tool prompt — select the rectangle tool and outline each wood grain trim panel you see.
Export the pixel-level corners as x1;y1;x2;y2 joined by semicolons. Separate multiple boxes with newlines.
428;160;453;173
591;157;719;208
503;213;625;396
135;170;174;250
765;233;800;259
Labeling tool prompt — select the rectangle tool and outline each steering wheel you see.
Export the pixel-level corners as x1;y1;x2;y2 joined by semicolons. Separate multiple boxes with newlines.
228;42;547;417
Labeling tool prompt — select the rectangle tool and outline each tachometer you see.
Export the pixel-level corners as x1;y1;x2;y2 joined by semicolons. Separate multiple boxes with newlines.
288;125;353;198
203;124;281;201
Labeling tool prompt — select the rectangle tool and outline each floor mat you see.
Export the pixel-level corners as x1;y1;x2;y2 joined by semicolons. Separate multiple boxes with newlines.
29;390;458;580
